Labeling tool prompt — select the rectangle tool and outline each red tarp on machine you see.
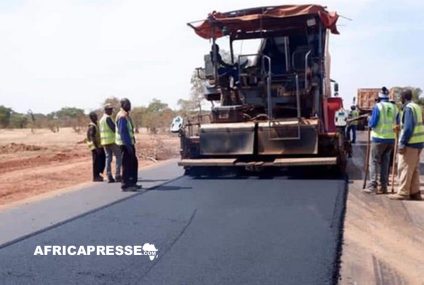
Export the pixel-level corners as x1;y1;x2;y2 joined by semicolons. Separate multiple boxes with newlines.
190;4;339;39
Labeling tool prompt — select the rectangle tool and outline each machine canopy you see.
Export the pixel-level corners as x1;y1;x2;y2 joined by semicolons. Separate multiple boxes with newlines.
188;4;339;39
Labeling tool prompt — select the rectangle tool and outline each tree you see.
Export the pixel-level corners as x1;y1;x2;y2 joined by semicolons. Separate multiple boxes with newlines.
146;99;169;113
142;99;176;133
54;107;86;132
9;112;28;128
131;106;146;133
0;105;12;128
177;98;196;117
189;70;205;112
391;87;423;105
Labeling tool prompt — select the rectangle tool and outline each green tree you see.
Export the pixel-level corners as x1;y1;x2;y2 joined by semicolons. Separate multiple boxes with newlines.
177;98;196;117
9;112;28;128
189;69;205;112
0;105;12;128
391;87;423;105
131;106;146;132
146;99;169;113
54;107;86;132
142;99;176;133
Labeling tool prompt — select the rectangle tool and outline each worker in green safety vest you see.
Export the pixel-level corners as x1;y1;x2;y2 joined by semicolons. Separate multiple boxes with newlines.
364;86;399;194
346;105;359;144
99;103;122;183
116;98;141;192
86;111;105;182
389;89;424;200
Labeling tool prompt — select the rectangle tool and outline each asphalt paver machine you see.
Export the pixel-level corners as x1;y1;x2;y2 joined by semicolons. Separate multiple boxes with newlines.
172;4;348;174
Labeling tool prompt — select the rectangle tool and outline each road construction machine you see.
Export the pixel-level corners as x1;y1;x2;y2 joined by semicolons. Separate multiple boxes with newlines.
172;4;348;173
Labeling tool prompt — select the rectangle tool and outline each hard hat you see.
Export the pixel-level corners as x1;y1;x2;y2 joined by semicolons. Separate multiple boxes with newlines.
104;103;113;110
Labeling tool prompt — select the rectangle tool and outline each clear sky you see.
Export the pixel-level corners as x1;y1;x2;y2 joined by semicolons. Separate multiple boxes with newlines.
0;0;423;114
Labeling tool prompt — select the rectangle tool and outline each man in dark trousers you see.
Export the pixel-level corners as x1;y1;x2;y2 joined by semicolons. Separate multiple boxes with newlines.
87;111;105;182
346;105;359;144
115;98;141;191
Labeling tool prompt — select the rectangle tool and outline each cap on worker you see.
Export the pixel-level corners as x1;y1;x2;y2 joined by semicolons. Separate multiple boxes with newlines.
381;86;389;95
104;103;113;110
378;86;389;99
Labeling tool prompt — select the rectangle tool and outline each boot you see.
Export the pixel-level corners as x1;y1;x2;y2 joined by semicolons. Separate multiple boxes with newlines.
410;193;423;201
377;186;388;194
387;193;410;200
363;183;376;194
115;175;122;183
107;175;115;183
93;176;103;182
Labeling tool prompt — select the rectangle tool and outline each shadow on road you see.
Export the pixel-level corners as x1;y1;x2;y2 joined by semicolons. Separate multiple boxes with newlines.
184;166;346;181
154;185;192;191
139;179;169;183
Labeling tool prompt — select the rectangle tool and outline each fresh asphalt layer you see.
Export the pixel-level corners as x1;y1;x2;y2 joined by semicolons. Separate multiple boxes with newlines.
0;168;347;285
0;159;183;246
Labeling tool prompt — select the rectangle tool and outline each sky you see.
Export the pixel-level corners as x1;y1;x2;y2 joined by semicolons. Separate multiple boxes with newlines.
0;0;423;114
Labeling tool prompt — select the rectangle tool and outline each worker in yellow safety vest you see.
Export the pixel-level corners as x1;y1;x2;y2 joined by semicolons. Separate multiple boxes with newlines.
87;111;105;182
364;86;399;194
99;103;122;183
389;89;424;200
116;98;141;192
346;105;359;144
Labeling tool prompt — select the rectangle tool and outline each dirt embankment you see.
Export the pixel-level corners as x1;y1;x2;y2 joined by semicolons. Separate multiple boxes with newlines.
340;132;424;285
0;128;179;206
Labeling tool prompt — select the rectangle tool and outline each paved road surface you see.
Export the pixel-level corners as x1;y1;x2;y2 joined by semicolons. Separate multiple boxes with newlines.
0;159;183;246
0;164;346;284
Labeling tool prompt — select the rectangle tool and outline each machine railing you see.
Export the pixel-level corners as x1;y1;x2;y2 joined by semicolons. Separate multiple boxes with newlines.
268;74;301;141
261;55;272;120
304;50;312;90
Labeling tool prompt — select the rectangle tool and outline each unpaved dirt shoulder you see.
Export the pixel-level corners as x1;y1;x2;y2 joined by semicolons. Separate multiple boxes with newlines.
340;132;424;285
0;128;179;206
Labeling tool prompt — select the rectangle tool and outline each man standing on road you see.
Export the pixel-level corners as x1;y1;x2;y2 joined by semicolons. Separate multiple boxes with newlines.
388;89;424;200
346;105;359;144
87;111;105;182
116;98;141;191
334;105;352;157
99;103;122;183
365;87;398;194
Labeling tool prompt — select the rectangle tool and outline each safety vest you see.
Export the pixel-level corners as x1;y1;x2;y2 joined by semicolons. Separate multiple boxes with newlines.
403;102;424;144
99;114;115;146
87;122;101;150
371;102;397;139
349;110;360;126
115;110;135;146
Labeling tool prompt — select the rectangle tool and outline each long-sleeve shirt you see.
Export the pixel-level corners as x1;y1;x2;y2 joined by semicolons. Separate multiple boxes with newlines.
399;106;424;149
368;100;399;143
106;116;116;133
116;116;133;146
87;124;101;149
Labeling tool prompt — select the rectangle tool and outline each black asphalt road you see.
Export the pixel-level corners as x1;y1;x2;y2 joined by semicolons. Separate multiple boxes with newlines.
0;173;347;285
